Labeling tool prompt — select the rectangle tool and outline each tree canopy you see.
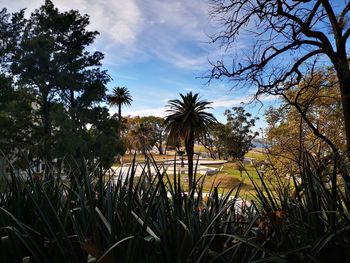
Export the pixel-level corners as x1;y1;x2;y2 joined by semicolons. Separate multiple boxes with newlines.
205;107;258;160
265;68;345;173
108;87;133;121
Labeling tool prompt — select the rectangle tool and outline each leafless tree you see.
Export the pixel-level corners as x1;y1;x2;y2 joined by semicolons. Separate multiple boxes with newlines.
209;0;350;159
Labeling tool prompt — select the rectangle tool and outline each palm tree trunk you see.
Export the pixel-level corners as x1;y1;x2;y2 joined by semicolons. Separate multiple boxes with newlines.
42;95;52;163
157;142;163;155
185;133;195;191
115;104;123;164
118;104;122;137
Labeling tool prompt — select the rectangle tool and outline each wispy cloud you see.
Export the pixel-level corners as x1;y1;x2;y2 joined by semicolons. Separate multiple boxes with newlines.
123;107;167;118
115;74;139;81
3;0;248;70
3;0;255;70
0;0;278;129
211;94;277;108
121;94;277;119
211;97;244;108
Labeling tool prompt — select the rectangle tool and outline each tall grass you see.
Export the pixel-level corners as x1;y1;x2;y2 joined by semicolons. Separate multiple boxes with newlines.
0;153;349;262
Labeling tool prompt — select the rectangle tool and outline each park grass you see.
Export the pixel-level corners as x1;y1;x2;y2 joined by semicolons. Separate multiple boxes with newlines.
194;144;207;152
244;150;267;161
163;170;254;194
115;150;268;195
120;153;174;163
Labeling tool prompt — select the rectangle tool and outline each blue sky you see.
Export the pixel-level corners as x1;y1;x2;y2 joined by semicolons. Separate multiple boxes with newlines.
2;0;278;129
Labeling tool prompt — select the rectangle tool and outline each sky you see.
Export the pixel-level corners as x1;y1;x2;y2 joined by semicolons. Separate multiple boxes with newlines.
1;0;279;130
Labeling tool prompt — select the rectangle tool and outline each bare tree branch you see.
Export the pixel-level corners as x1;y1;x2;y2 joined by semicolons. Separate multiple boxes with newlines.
209;0;350;158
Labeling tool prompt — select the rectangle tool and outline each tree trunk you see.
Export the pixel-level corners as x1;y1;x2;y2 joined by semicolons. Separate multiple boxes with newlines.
185;133;195;191
218;147;222;160
118;104;122;137
42;95;52;162
156;142;163;155
208;145;216;159
203;142;216;159
335;59;350;160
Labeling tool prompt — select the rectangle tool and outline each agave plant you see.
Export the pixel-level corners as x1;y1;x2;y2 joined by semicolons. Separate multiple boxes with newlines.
244;153;350;263
0;155;253;263
0;152;349;263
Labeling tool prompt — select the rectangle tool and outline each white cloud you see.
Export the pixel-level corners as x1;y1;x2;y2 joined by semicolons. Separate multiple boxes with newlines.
116;74;139;81
0;0;250;69
66;0;143;65
258;94;279;102
2;0;143;64
123;107;167;118
150;48;209;70
211;93;277;108
211;97;244;108
120;94;276;118
136;0;217;69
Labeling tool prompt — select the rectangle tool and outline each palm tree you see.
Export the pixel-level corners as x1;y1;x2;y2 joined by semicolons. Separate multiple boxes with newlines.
164;92;217;190
108;87;133;135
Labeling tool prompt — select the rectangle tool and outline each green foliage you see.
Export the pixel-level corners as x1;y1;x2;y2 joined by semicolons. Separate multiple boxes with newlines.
89;110;126;168
248;153;350;263
108;87;133;110
0;1;123;169
122;116;159;155
0;156;246;263
223;107;258;160
139;116;166;154
265;69;346;173
0;76;35;164
206;107;258;160
165;92;217;143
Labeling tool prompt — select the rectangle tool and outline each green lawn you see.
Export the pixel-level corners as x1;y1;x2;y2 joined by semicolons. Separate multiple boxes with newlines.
119;153;175;163
244;151;267;161
116;150;268;197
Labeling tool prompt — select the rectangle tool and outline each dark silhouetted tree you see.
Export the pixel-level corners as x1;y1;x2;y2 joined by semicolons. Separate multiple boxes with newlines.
140;116;166;154
10;1;110;163
108;87;133;126
164;92;217;190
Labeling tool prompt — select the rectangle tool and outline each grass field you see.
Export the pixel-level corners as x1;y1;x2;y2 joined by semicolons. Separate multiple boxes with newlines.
245;150;267;160
116;150;267;196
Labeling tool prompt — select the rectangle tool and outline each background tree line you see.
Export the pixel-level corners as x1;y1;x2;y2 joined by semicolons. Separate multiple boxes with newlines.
122;105;257;162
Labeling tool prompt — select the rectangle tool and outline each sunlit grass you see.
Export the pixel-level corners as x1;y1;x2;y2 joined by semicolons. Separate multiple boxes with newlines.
115;151;268;195
244;150;267;161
